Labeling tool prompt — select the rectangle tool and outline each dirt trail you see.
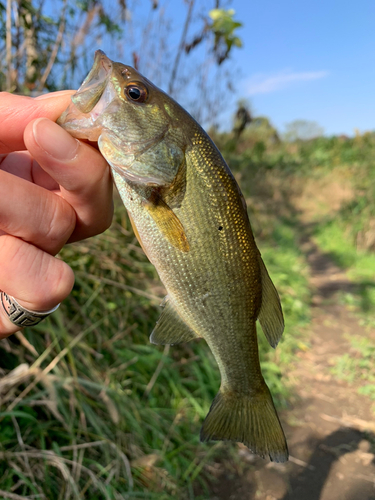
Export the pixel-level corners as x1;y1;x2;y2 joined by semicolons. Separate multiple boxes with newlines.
251;234;375;500
209;223;375;499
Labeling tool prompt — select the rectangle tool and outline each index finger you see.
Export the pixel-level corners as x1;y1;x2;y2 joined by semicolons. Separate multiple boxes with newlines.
0;91;75;154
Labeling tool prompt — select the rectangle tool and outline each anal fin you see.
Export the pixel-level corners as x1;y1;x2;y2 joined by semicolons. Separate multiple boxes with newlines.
150;297;198;345
257;254;284;348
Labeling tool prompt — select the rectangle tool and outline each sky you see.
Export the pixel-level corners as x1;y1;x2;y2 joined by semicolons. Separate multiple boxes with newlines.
227;0;375;136
48;0;374;138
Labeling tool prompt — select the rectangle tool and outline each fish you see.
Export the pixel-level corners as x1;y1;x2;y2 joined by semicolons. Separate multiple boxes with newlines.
58;50;288;462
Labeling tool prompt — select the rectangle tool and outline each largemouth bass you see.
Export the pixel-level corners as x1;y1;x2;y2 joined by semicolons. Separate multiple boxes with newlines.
58;50;288;462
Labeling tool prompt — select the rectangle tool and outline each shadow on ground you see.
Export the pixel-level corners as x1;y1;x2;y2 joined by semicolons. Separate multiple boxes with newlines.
281;428;375;500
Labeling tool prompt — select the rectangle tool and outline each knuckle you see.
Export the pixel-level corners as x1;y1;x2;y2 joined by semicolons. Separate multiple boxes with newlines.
0;318;17;338
69;193;113;242
0;235;26;267
33;255;74;307
0;236;74;311
49;259;75;302
99;201;114;234
43;198;76;250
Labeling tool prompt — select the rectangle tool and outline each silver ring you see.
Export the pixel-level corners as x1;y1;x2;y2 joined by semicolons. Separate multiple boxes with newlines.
0;291;60;327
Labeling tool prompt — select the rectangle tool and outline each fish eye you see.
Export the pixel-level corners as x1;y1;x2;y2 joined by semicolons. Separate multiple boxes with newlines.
125;82;148;103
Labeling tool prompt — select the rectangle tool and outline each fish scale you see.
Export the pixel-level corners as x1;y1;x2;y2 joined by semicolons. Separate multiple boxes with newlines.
58;49;289;462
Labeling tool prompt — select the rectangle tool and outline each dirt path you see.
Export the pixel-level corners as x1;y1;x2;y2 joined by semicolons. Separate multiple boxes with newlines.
209;230;375;500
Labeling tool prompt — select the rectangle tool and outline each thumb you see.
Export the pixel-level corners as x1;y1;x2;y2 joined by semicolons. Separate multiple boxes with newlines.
0;90;75;154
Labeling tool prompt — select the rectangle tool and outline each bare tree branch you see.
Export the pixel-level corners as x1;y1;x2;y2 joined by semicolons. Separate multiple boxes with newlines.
37;0;67;92
24;8;38;88
168;0;195;95
71;4;101;59
6;0;12;91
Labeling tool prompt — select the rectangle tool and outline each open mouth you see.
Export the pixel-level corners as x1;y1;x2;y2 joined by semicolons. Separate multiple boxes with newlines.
71;50;112;114
57;50;116;141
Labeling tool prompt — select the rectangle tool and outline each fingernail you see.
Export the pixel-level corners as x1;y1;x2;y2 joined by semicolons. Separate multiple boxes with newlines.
33;118;79;161
35;90;76;100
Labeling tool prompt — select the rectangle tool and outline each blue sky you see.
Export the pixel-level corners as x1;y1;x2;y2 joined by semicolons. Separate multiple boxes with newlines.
64;0;374;137
229;0;375;136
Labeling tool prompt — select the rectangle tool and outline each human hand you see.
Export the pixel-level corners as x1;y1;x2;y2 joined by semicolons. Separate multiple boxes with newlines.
0;91;113;337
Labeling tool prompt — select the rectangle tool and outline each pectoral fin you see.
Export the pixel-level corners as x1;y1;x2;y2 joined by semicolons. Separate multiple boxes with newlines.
143;193;190;252
257;255;284;348
150;297;199;345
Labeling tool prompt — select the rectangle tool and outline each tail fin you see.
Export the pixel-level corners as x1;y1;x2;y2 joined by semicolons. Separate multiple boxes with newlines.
200;387;288;462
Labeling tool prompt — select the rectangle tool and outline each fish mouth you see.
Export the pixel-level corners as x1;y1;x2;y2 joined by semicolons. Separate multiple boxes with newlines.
57;50;116;141
71;50;112;114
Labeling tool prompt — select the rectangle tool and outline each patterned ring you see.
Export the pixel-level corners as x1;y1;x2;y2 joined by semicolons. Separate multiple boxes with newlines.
0;291;60;328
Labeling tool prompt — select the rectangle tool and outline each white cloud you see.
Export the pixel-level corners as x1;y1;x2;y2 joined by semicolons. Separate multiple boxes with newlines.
245;70;329;95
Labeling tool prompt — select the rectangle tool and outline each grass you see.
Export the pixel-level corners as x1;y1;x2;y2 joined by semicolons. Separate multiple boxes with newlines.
313;217;375;320
255;219;311;406
331;335;375;412
0;208;219;499
311;155;375;320
222;127;375;417
6;125;375;498
0;185;311;498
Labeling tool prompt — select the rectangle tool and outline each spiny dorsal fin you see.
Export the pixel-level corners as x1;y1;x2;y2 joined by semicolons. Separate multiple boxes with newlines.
143;193;189;253
257;254;284;348
150;297;198;345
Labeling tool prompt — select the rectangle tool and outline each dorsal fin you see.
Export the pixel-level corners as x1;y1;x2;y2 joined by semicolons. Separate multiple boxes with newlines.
257;255;284;348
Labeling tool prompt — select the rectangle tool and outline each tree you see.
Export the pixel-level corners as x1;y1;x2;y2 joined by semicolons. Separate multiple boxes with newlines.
284;119;324;141
233;99;252;140
0;0;242;124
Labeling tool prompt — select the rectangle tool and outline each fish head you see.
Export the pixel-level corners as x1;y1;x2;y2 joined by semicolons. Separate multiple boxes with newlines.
58;50;187;186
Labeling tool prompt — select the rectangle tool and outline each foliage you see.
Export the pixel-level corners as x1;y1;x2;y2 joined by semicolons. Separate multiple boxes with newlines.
3;18;375;488
283;119;324;141
0;150;312;498
0;0;127;93
0;0;242;124
332;335;375;412
220;147;312;407
208;8;242;64
0;200;223;498
257;226;311;405
2;97;375;495
298;133;375;320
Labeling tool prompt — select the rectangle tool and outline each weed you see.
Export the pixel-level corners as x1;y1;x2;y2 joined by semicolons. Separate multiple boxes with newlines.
331;335;375;412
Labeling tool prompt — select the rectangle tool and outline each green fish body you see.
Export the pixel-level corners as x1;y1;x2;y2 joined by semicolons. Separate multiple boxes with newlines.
58;50;288;462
